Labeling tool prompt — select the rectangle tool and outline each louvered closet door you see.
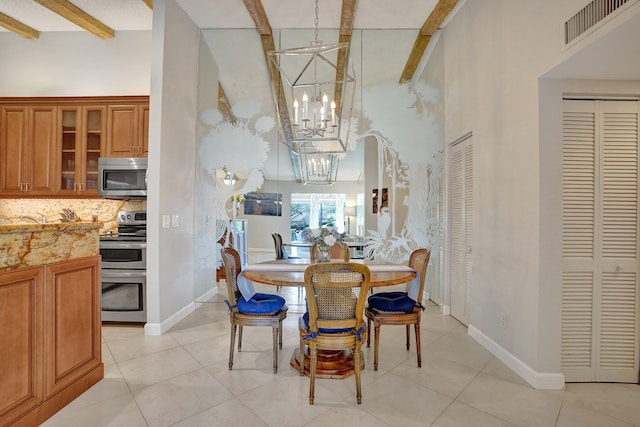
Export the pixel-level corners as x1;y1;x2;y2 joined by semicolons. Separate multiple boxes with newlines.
450;135;473;325
429;177;445;306
562;99;640;383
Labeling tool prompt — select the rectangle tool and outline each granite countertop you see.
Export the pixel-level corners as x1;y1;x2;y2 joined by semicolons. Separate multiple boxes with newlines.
0;221;103;271
0;221;103;234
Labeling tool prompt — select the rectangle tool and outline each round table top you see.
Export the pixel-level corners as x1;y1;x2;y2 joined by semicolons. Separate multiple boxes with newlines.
242;259;416;288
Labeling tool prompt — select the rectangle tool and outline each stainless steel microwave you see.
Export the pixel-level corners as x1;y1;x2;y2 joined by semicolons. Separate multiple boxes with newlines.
98;157;148;199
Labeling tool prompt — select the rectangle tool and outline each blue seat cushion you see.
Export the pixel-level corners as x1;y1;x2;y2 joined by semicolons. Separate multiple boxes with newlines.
237;293;286;315
368;291;415;313
302;312;351;333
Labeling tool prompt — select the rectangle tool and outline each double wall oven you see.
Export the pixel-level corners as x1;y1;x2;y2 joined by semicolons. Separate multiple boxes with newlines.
100;210;147;323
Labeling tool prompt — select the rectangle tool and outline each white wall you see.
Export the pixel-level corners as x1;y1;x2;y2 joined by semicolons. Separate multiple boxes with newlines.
145;0;200;334
443;0;640;387
0;31;150;96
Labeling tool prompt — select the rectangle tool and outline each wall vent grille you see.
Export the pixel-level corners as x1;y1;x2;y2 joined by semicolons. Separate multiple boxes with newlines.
565;0;630;44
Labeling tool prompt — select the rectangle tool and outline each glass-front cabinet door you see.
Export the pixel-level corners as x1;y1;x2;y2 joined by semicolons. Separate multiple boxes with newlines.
83;107;105;191
58;106;105;195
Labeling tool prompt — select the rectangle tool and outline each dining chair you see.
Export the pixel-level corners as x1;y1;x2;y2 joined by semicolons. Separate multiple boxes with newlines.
220;247;288;373
299;262;371;404
365;248;431;371
271;232;285;259
310;242;349;261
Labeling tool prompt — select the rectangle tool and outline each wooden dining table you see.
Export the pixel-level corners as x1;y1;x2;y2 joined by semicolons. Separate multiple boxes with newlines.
242;258;416;288
241;258;417;378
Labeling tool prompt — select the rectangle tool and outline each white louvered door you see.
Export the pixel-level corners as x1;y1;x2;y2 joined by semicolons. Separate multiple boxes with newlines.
450;134;473;325
562;99;640;383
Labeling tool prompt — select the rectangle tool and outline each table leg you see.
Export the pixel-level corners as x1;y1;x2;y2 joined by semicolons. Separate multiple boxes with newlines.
290;348;365;379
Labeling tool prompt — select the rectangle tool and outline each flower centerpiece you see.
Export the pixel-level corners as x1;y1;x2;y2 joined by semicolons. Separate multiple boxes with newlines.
301;226;343;262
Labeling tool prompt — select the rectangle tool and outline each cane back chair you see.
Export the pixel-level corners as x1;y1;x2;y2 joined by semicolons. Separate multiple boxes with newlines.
220;247;288;373
365;248;431;370
299;262;371;404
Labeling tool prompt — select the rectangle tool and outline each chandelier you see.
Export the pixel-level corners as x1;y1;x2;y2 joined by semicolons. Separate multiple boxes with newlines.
268;0;356;156
300;152;339;185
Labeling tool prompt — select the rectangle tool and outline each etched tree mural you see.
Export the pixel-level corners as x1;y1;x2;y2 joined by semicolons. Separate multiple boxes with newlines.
360;80;443;263
196;100;273;269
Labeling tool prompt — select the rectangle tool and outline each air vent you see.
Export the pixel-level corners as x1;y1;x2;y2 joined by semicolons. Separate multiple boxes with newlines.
565;0;630;44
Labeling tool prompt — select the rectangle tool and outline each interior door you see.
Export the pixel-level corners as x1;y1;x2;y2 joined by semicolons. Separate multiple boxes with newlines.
561;99;640;383
449;134;473;325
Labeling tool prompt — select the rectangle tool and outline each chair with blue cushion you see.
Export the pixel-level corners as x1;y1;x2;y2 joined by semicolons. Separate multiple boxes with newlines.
220;247;288;373
299;262;370;404
365;248;431;371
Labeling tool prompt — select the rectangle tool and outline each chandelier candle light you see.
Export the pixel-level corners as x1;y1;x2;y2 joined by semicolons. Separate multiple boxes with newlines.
268;0;356;158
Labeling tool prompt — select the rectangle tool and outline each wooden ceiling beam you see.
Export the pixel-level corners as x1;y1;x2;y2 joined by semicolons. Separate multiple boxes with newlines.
218;83;237;125
400;0;458;84
33;0;115;39
243;0;302;181
0;12;39;39
334;0;357;115
142;0;153;9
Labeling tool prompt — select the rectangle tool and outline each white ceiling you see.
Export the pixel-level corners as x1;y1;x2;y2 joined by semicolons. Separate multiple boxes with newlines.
0;0;442;33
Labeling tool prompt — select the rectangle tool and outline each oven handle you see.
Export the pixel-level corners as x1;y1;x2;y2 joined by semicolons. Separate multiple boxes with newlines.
101;270;147;279
100;241;147;250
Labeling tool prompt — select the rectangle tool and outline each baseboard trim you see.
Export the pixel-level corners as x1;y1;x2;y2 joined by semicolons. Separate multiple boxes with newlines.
195;285;218;306
144;301;196;336
468;324;565;390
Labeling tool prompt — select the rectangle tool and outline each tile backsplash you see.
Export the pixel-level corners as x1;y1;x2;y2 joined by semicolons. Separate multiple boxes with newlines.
0;198;145;235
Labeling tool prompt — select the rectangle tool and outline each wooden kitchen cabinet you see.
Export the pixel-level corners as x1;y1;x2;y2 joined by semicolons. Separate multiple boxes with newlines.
0;96;149;198
44;256;102;397
0;256;103;427
106;101;149;158
0;105;57;196
0;267;44;426
57;105;106;196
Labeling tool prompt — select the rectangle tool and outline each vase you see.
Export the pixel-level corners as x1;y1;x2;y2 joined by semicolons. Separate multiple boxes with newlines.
317;247;331;262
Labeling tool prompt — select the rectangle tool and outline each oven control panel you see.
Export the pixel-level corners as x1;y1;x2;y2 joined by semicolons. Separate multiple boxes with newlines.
118;210;146;225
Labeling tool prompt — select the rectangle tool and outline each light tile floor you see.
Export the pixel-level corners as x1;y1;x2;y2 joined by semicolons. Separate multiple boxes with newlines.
42;285;640;427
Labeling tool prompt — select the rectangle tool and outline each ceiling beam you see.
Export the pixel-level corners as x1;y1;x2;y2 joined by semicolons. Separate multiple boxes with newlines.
33;0;115;39
142;0;153;9
0;12;39;39
399;0;458;84
243;0;302;182
218;83;237;125
334;0;357;116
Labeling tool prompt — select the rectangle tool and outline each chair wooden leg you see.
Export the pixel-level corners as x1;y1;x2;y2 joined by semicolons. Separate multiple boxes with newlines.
229;324;237;370
299;337;305;376
366;317;371;347
237;325;243;352
415;322;422;367
272;325;278;374
373;321;381;371
279;320;283;349
309;346;317;404
406;324;410;350
354;346;362;404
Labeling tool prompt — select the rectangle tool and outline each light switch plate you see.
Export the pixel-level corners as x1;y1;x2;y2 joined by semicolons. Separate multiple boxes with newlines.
171;215;179;227
162;215;170;228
